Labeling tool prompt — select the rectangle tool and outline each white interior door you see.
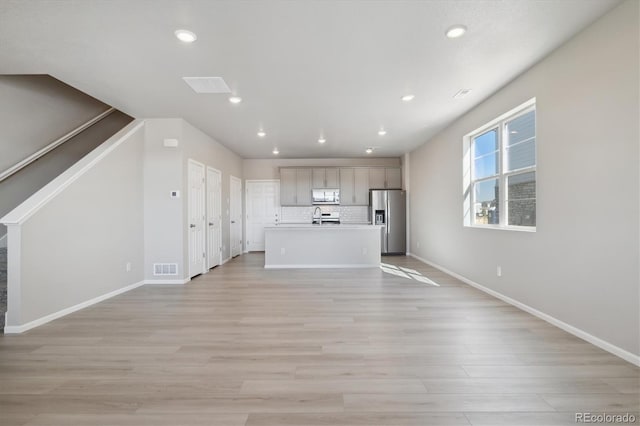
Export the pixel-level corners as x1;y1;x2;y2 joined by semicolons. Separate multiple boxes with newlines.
188;160;206;278
246;180;280;251
230;175;242;258
206;167;222;269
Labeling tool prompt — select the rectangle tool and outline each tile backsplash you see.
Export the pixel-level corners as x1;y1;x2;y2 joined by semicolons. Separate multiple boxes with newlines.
281;205;369;224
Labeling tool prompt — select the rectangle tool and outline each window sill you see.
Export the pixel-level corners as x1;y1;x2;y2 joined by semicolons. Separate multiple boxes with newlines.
465;224;536;233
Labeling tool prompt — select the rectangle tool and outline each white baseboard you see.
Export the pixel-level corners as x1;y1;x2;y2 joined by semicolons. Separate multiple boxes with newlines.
144;278;189;285
265;264;378;269
409;253;640;367
221;256;231;265
4;280;145;334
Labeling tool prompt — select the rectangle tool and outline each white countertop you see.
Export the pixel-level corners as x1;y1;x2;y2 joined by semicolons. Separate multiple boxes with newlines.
266;223;381;230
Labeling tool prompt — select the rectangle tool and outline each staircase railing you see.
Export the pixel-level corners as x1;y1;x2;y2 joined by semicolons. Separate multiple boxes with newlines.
0;107;116;184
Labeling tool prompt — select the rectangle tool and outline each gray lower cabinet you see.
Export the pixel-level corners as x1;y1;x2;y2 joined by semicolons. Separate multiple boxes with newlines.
280;168;312;206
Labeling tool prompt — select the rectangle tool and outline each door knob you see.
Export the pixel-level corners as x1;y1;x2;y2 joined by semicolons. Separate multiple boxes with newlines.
231;220;236;224
190;224;196;228
209;222;214;226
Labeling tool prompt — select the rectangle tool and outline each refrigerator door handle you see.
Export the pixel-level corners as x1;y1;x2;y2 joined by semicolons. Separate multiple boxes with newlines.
386;198;390;235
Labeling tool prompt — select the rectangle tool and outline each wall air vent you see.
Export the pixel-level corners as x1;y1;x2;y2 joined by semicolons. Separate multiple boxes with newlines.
153;263;178;276
182;77;231;94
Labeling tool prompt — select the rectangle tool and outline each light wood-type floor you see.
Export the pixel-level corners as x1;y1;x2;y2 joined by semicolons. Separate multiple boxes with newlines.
1;254;638;426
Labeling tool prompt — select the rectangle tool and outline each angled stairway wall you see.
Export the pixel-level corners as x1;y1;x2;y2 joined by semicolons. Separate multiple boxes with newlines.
0;75;133;239
2;121;145;332
0;75;133;331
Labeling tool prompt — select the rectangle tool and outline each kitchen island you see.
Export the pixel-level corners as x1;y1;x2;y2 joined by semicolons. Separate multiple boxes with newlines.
264;224;382;269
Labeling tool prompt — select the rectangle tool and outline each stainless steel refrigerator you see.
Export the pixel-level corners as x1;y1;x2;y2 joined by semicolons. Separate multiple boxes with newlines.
370;189;406;255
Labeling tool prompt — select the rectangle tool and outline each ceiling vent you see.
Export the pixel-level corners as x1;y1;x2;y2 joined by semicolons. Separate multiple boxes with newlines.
453;89;472;99
182;77;231;94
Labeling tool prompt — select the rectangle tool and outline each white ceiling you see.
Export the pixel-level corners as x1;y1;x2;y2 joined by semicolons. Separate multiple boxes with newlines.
0;0;620;159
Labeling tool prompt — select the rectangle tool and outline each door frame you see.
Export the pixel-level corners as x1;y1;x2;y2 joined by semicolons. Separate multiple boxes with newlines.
187;159;207;278
245;179;281;252
229;175;243;258
206;166;222;269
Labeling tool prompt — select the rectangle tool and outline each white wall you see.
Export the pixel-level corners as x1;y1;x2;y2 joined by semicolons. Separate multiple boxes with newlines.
409;1;639;358
143;119;243;282
181;120;244;265
4;122;145;328
243;157;401;180
143;119;184;281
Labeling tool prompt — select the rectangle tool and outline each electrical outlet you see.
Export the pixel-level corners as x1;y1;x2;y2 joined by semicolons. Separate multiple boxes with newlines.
125;262;132;272
497;265;502;277
416;241;420;249
280;248;286;255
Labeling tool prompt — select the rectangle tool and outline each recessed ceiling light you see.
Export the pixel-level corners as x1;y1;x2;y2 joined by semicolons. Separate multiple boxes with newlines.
365;148;373;154
453;89;472;99
318;137;326;144
272;148;279;155
257;130;266;137
445;25;467;39
175;29;197;43
378;129;387;136
401;94;415;102
229;96;242;104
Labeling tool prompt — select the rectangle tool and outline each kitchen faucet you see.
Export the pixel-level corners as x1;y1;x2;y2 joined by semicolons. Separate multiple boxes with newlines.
313;206;322;224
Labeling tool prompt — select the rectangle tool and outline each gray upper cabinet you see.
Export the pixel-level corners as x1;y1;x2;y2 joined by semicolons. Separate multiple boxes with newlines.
325;168;339;187
280;168;297;205
312;168;326;188
312;168;339;188
339;168;355;205
281;166;401;206
369;167;402;189
385;168;402;189
340;168;369;206
354;168;369;205
369;168;385;189
280;168;312;206
296;168;312;205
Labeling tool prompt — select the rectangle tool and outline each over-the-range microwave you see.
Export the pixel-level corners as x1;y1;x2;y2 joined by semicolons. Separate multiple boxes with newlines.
312;188;340;205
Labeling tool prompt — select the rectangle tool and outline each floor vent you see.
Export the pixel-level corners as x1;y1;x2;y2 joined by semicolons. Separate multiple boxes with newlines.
153;263;178;276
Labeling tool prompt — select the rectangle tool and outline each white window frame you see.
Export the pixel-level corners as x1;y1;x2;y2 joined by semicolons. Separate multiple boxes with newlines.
463;98;536;232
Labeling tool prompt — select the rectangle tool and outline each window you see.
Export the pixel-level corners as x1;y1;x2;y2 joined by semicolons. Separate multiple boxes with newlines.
463;99;536;230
